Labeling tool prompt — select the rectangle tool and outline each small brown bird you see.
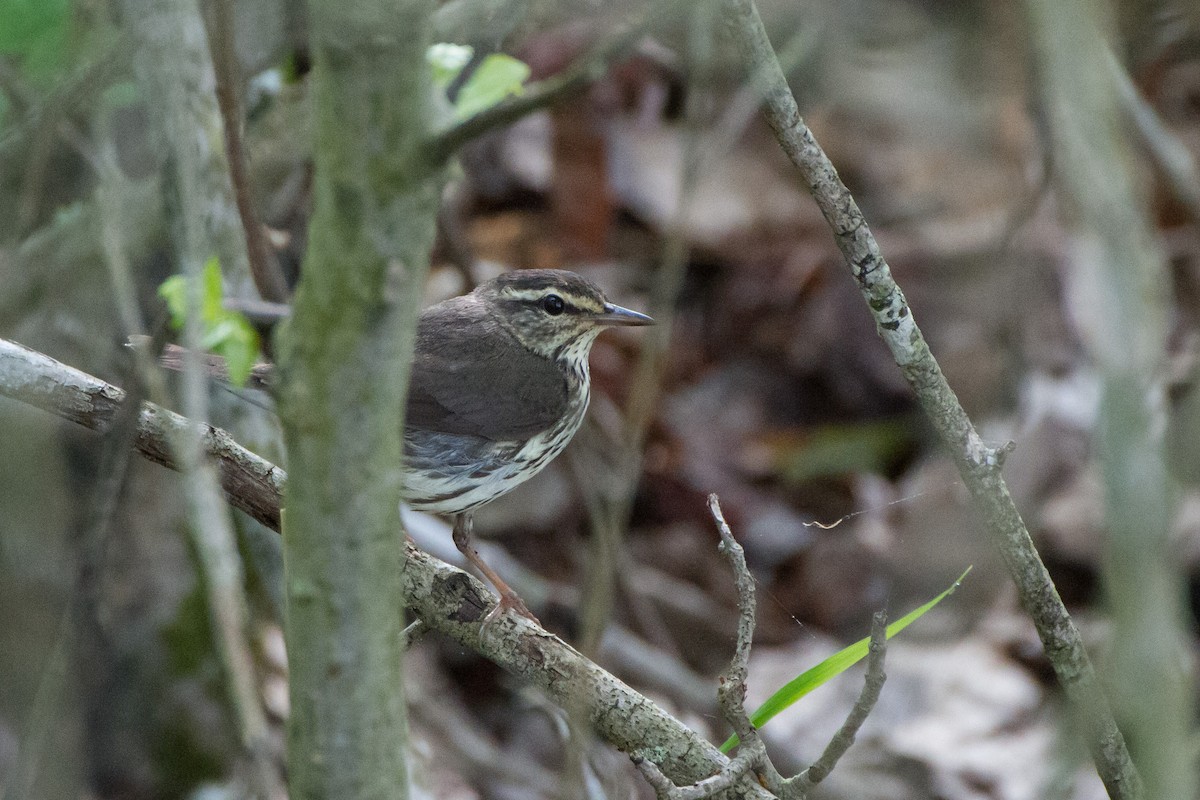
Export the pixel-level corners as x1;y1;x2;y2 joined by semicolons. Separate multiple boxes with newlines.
401;269;652;620
158;269;651;620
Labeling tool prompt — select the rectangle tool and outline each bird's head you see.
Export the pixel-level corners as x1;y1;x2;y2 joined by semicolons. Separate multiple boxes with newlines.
475;269;653;360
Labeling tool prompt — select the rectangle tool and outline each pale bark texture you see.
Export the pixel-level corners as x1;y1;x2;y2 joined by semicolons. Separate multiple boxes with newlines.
0;336;774;799
717;0;1144;797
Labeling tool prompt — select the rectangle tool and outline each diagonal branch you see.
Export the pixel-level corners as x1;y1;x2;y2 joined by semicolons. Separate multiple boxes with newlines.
0;338;285;530
717;1;1142;798
0;336;773;799
424;15;647;162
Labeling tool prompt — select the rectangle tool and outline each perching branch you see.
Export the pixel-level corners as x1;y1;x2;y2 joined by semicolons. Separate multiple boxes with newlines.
0;337;773;800
0;339;285;529
717;1;1141;798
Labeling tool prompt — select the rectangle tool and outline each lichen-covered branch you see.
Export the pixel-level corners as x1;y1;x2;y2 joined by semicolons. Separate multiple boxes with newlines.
0;336;773;799
717;1;1142;798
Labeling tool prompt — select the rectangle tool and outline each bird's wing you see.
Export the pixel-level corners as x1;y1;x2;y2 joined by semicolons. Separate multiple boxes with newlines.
404;297;569;441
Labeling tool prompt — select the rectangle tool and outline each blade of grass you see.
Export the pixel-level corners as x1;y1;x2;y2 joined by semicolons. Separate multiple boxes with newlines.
719;566;971;753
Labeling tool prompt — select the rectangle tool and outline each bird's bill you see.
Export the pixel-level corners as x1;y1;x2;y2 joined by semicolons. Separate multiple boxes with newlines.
594;302;654;326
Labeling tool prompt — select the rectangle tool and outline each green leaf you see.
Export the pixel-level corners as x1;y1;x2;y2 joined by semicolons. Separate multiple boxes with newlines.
0;0;71;84
719;567;972;754
158;274;188;329
156;260;261;387
201;257;224;321
426;42;473;88
211;317;260;387
453;53;529;119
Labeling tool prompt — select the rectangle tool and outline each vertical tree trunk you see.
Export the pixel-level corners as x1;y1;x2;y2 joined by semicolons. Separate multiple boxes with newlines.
275;1;443;797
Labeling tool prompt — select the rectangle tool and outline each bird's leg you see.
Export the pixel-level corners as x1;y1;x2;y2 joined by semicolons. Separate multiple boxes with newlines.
451;513;540;624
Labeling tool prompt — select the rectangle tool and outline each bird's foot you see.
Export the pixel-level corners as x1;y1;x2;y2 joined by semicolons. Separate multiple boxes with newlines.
484;589;541;626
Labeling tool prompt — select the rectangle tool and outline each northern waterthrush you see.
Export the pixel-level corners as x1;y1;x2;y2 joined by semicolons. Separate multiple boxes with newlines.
402;269;652;620
158;269;651;619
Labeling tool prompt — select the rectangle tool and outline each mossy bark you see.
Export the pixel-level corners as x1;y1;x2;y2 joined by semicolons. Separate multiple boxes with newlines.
274;2;442;797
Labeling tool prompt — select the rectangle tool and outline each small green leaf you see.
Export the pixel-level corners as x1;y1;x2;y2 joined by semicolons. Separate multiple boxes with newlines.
426;42;474;88
212;317;260;387
201;257;224;321
156;260;261;387
158;275;188;329
454;53;529;119
719;567;972;754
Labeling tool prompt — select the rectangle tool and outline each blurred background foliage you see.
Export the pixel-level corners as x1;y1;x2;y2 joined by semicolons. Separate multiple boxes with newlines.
1;0;1200;798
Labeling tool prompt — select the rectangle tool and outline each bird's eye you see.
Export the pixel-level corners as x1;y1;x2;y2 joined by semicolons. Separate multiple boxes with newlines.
541;294;566;316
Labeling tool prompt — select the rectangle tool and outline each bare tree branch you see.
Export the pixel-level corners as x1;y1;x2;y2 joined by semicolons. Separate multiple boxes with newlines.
632;496;888;800
201;0;291;303
716;1;1142;798
0;339;285;529
0;336;773;799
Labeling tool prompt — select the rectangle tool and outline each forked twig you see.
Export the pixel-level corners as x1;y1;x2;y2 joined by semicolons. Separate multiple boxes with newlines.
633;495;888;800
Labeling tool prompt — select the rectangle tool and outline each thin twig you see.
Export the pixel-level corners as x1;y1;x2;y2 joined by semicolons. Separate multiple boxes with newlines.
634;746;765;800
632;495;887;800
791;610;887;791
717;1;1142;798
425;17;646;162
1107;47;1200;222
708;495;756;744
202;0;290;302
631;494;771;800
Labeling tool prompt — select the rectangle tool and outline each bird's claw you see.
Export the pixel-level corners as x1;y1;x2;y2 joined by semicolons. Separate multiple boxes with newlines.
484;590;541;626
